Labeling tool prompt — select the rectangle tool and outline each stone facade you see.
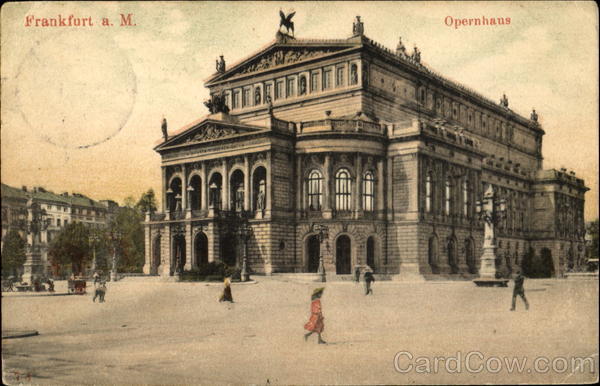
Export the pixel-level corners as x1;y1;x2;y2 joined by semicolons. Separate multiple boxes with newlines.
144;19;587;279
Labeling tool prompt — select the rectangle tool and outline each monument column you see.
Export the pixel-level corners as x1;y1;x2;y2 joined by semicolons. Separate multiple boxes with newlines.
323;153;332;219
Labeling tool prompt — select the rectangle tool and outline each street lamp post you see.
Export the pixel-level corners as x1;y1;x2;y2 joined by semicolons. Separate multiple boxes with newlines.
314;224;329;283
108;230;123;282
238;221;252;282
88;233;100;275
474;185;507;285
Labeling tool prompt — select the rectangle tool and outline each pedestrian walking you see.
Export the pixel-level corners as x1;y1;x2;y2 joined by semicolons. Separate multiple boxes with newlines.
93;281;107;303
46;278;55;292
219;277;234;303
93;271;101;285
510;271;529;311
364;270;375;295
304;287;326;344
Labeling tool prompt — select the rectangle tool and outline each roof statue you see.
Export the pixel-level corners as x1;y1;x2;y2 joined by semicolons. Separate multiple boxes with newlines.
161;118;168;142
352;16;364;36
279;10;295;36
500;93;509;108
215;55;226;74
204;93;230;115
396;36;407;57
412;45;421;63
530;108;538;122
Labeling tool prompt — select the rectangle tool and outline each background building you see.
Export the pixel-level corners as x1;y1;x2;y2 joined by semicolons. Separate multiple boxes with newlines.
144;17;587;279
1;183;119;276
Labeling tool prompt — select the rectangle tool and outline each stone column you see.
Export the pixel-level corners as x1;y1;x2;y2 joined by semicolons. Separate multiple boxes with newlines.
181;164;188;211
244;156;250;211
161;166;167;213
377;158;385;219
201;163;208;211
143;213;152;274
222;159;229;211
296;154;303;215
185;223;193;271
323;153;332;219
354;153;362;218
159;227;172;278
387;156;394;221
266;151;272;217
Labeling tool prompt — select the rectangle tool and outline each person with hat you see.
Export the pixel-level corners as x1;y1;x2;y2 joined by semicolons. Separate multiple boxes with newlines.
363;268;375;295
510;270;529;311
304;287;326;344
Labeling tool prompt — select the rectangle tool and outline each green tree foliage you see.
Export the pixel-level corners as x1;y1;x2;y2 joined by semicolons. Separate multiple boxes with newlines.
1;229;26;278
136;189;158;214
48;222;90;276
111;206;145;273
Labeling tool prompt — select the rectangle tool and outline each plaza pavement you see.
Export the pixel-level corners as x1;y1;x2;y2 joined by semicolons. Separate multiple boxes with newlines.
2;276;598;385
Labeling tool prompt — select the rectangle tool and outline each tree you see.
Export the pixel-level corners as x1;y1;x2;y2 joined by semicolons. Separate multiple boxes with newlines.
48;222;90;276
111;206;145;273
136;189;158;214
1;229;26;278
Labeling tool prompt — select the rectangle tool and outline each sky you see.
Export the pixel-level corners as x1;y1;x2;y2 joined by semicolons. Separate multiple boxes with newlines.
1;1;598;219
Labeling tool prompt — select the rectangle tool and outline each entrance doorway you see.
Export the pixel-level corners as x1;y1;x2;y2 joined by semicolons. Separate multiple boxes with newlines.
172;235;186;275
195;232;208;267
336;235;351;274
307;235;320;273
221;234;237;267
366;236;375;271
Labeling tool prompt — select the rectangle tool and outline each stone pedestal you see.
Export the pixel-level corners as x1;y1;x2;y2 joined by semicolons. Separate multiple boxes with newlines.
479;245;497;279
22;250;44;284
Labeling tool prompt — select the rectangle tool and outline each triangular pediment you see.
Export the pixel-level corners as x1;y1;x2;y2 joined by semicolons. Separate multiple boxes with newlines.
206;38;360;84
156;117;264;151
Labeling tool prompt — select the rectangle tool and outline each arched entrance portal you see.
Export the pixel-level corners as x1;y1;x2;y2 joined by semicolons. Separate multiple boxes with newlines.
152;236;161;275
172;235;186;275
540;248;555;278
366;236;376;271
336;235;352;274
221;233;237;267
194;232;209;267
465;238;476;274
448;237;458;274
307;235;320;273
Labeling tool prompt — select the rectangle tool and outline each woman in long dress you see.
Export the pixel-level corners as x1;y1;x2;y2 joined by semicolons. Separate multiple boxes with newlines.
219;277;234;302
304;287;326;344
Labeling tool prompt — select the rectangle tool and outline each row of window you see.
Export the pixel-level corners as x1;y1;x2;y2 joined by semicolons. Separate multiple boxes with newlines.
226;63;359;110
425;173;473;217
307;169;375;211
418;88;518;143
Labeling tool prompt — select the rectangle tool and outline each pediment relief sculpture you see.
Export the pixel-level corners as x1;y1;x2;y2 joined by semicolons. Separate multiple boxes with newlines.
183;124;239;144
236;48;340;76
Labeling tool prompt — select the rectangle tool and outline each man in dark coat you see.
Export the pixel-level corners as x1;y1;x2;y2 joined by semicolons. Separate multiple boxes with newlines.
354;266;361;283
364;270;375;295
510;271;529;311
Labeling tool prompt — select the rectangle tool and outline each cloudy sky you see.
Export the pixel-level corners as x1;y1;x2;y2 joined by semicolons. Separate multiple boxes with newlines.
1;1;597;219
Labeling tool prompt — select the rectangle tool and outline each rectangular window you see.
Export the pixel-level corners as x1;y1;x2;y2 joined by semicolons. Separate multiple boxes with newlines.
286;78;295;98
232;91;240;109
57;218;61;227
311;72;319;92
336;66;345;87
322;69;332;90
275;81;284;99
265;84;272;101
242;88;250;107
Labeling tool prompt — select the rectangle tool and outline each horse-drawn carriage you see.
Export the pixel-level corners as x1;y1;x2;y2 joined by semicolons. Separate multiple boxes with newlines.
68;278;87;294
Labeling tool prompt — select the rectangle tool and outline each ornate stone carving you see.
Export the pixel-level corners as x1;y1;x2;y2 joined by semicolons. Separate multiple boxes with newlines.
237;48;339;76
184;124;238;143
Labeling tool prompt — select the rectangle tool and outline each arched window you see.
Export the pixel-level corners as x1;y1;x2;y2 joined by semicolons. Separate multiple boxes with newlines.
425;172;433;213
362;171;375;211
462;179;469;217
307;170;323;210
335;168;352;211
445;178;452;216
350;64;358;85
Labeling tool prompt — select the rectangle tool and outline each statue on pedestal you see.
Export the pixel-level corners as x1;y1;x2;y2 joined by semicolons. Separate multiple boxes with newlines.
161;118;168;142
